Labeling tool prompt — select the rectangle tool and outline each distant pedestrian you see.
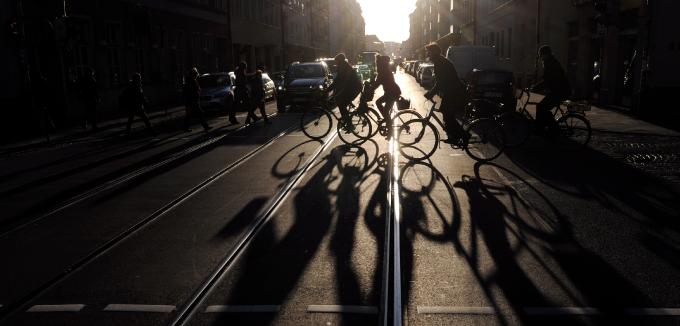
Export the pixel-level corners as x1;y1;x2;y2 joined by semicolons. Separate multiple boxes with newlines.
182;67;212;132
121;73;154;136
30;70;55;143
77;67;99;130
235;61;258;124
250;70;271;124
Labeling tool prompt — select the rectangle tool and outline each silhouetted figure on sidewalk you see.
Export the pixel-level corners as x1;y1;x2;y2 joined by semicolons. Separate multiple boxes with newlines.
182;67;211;132
423;42;468;143
77;67;99;130
121;73;154;136
250;70;271;124
532;45;572;135
30;70;55;143
234;62;258;124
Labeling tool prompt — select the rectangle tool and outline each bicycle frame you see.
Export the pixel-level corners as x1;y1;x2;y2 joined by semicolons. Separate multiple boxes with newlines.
517;88;577;121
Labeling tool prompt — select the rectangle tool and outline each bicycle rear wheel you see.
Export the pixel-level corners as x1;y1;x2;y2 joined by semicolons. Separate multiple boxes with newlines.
556;113;591;149
497;111;530;147
337;112;373;145
398;119;438;161
301;107;333;140
464;118;506;162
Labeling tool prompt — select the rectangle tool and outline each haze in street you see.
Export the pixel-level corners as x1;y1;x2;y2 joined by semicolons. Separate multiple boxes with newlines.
357;0;417;42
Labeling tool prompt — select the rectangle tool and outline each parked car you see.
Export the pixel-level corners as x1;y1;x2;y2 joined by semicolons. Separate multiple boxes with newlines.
198;72;234;111
466;69;517;110
416;63;433;83
277;62;332;110
419;65;435;87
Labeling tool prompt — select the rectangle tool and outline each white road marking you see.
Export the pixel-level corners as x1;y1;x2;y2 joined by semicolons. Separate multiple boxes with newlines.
525;307;601;315
103;304;175;313
204;305;281;313
417;306;496;315
624;308;680;316
306;305;378;314
27;304;86;312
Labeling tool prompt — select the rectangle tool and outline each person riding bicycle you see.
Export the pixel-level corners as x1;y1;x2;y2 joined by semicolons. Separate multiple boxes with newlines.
423;43;469;143
328;53;362;131
372;55;402;131
531;45;571;136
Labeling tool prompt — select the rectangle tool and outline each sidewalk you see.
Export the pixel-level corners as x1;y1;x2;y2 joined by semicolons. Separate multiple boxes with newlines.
0;106;188;155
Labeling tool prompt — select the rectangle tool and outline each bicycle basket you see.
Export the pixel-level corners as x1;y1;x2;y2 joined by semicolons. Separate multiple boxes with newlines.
397;96;411;110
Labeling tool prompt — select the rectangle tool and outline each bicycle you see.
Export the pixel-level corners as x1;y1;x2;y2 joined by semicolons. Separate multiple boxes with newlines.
398;99;506;162
497;88;592;148
299;97;373;145
352;81;423;139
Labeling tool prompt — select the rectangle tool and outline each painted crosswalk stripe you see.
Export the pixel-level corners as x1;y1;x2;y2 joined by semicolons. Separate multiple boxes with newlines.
306;305;378;314
103;304;175;313
27;304;86;312
204;305;281;313
624;308;680;316
417;306;496;315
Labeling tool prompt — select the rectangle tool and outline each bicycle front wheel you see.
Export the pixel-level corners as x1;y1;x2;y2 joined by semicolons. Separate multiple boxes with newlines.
556;113;591;149
301;107;333;140
398;119;439;161
497;111;530;147
337;112;373;145
464;118;506;162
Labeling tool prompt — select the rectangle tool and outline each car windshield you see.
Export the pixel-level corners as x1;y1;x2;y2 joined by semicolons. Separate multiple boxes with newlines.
198;75;230;87
288;65;325;78
475;72;513;85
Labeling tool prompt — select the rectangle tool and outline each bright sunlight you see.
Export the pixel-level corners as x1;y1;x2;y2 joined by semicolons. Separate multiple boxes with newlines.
356;0;417;42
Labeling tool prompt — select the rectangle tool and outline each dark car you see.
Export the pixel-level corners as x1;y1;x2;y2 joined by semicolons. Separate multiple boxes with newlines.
277;62;332;111
466;69;517;111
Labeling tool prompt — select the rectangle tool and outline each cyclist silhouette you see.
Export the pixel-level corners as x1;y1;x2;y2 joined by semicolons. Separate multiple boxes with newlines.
531;45;571;135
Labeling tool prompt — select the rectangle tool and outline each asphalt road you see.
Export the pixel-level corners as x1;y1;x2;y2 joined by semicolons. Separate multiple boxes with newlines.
1;71;679;326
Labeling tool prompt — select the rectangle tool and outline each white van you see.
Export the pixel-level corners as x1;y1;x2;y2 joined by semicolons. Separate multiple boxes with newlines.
446;45;498;80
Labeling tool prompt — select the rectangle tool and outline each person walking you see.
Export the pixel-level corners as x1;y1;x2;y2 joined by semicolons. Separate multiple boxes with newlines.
234;61;258;124
121;73;154;136
182;67;212;132
30;71;55;143
328;53;362;131
531;45;572;135
249;69;271;124
372;55;402;131
423;42;468;143
77;67;99;130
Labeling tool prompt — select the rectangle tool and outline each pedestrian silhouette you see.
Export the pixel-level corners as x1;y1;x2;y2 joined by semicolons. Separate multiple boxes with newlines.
182;67;212;132
77;67;99;130
234;61;258;124
121;73;154;136
30;70;55;143
250;70;271;124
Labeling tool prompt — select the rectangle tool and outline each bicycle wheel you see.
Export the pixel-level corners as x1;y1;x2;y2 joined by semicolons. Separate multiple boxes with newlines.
337;112;373;145
398;119;438;161
497;111;531;147
363;107;383;138
301;107;333;140
392;109;423;132
556;113;591;149
464;118;506;162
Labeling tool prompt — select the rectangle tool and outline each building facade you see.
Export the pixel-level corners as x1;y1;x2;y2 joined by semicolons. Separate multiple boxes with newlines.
231;0;282;71
329;0;365;64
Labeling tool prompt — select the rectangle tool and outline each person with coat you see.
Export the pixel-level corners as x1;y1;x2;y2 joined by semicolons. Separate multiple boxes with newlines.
250;70;271;124
78;67;99;130
531;45;572;135
182;67;211;132
372;55;402;129
234;61;260;124
122;73;154;136
327;53;362;131
423;42;469;143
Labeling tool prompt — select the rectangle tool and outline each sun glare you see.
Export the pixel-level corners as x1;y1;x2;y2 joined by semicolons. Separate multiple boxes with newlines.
357;0;417;42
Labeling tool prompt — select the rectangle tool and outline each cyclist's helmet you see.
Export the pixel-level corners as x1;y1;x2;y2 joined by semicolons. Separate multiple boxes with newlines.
397;96;410;110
